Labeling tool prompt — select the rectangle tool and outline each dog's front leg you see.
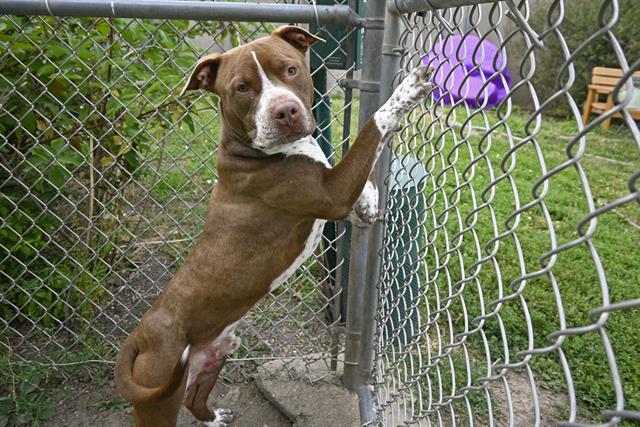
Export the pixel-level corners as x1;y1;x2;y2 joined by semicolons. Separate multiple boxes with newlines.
259;64;433;220
344;65;435;226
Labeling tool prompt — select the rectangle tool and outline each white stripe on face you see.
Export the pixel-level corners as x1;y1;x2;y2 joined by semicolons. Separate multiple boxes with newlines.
249;51;311;149
250;51;273;90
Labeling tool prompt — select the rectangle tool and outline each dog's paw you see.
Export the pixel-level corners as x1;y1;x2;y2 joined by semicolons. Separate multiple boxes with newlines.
353;204;379;225
391;64;434;112
349;210;381;228
374;65;434;133
203;408;233;427
349;181;380;227
402;64;435;100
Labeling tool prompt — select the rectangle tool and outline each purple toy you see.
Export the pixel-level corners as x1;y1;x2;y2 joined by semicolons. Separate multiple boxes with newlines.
422;35;511;109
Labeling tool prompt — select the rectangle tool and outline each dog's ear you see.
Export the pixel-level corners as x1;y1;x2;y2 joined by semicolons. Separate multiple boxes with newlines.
271;26;324;54
180;53;222;95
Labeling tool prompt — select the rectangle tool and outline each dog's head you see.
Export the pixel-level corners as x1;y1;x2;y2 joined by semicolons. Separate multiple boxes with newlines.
182;26;323;150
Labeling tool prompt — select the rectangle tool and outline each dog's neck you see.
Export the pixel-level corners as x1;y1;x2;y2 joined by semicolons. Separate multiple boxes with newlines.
220;128;269;159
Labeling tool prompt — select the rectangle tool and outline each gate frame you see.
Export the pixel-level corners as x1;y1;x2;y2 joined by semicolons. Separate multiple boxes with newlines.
0;0;388;423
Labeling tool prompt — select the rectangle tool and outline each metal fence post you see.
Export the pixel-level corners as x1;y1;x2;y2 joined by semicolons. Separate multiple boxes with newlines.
352;3;403;424
342;0;386;393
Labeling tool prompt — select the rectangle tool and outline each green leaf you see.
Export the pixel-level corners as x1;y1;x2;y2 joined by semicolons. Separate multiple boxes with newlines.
22;111;37;133
35;291;53;304
123;150;139;169
29;145;53;164
45;42;69;58
182;114;195;133
58;148;83;167
47;165;68;189
51;139;67;154
37;64;57;78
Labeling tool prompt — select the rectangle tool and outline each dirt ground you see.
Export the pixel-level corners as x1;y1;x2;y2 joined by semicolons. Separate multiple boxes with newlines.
487;369;568;427
41;355;362;427
41;363;567;427
43;379;291;427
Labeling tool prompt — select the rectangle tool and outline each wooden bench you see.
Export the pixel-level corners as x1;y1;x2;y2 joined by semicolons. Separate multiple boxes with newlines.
582;66;640;131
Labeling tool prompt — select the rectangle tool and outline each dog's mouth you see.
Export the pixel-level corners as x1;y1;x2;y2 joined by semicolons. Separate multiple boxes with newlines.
280;125;315;142
250;116;316;150
278;113;316;142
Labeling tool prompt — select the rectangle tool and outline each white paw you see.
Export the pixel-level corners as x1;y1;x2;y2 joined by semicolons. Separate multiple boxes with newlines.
396;64;435;105
349;211;381;228
203;408;233;427
374;65;434;133
350;181;379;227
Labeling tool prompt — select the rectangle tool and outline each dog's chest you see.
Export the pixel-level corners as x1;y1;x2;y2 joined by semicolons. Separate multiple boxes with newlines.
266;136;330;291
269;219;325;291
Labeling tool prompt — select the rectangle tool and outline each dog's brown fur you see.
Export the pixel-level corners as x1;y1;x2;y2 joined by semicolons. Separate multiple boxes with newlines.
115;26;385;426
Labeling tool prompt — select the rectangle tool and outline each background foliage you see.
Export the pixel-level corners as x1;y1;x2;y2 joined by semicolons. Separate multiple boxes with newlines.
0;17;205;326
514;0;640;117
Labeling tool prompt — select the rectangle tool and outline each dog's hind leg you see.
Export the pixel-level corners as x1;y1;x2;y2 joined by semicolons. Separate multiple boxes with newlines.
128;347;189;427
133;387;186;427
185;355;233;426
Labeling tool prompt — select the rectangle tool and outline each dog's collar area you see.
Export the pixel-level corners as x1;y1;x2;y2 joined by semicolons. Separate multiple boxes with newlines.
222;137;269;159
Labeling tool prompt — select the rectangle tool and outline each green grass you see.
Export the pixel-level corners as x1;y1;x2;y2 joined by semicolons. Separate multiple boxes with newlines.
382;103;639;424
0;332;114;426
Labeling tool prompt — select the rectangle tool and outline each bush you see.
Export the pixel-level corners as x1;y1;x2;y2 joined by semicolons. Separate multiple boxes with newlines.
517;0;640;117
0;17;206;327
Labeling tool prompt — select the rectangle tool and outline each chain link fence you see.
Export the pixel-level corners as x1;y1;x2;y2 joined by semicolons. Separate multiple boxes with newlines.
0;6;360;394
1;0;639;426
373;1;639;426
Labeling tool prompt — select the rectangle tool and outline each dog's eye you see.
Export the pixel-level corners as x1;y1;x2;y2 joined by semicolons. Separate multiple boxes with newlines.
236;84;249;93
287;66;297;77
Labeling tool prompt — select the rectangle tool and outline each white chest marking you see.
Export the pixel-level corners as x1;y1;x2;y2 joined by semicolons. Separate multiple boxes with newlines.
269;219;326;291
261;135;330;168
246;62;332;290
263;136;329;292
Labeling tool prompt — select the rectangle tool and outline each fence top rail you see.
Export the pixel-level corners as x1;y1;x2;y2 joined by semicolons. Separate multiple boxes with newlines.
388;0;497;15
0;0;358;26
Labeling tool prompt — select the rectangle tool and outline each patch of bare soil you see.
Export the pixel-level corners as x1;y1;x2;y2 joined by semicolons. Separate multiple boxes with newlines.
485;369;568;426
43;377;291;427
380;369;568;426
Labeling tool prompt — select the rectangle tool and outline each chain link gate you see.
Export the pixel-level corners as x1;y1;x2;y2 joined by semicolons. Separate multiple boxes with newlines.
369;1;640;426
1;0;640;426
0;1;365;410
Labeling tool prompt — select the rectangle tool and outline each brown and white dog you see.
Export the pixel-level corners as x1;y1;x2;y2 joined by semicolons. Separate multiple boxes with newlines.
115;25;433;427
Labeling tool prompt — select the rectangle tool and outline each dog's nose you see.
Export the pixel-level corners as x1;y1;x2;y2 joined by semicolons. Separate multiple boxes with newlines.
272;101;300;128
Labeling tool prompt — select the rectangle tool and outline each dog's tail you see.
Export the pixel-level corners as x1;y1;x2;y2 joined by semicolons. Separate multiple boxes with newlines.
115;334;191;404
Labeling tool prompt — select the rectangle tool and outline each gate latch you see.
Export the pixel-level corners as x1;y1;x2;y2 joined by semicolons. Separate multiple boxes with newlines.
339;79;380;92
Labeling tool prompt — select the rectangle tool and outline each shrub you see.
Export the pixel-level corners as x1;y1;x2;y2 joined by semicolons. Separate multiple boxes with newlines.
0;16;206;327
516;0;640;117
